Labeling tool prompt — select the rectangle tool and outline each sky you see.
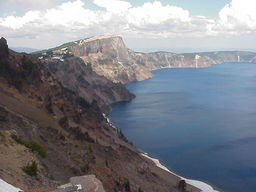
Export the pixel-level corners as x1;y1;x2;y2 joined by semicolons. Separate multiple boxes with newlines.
0;0;256;52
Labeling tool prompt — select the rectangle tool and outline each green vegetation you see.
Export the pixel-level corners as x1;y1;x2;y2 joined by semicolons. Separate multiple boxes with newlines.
32;41;77;55
138;188;144;192
124;181;131;192
88;144;93;153
105;160;109;168
118;129;133;146
22;161;38;176
58;116;68;129
11;134;47;158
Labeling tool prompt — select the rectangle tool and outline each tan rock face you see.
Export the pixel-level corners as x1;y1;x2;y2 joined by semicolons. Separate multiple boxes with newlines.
69;36;153;83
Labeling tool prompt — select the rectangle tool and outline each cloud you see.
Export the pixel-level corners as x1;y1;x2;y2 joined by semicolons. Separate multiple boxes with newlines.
212;0;256;34
1;0;256;49
93;0;131;14
44;0;103;27
0;0;208;37
0;11;40;29
0;0;54;10
127;1;190;25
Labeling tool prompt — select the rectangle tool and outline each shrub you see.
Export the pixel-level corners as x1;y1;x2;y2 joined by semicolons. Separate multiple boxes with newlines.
22;161;38;176
124;181;131;192
45;103;54;114
118;129;133;145
11;134;47;158
105;160;109;168
11;134;24;144
88;144;93;153
25;141;48;158
58;116;68;129
76;97;91;109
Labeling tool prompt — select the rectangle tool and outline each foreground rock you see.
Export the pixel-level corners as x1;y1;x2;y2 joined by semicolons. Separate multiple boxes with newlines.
69;175;105;192
0;178;21;192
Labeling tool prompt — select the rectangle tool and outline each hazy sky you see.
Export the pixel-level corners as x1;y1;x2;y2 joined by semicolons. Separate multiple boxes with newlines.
0;0;256;52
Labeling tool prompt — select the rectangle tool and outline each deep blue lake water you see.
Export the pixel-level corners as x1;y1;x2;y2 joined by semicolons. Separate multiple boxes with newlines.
109;63;256;192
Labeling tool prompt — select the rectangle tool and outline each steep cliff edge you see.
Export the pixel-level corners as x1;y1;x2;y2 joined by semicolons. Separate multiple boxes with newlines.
69;36;153;83
1;37;199;192
44;56;134;113
34;36;256;84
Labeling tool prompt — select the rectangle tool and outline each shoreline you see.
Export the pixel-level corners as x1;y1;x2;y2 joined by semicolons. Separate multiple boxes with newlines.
141;153;220;192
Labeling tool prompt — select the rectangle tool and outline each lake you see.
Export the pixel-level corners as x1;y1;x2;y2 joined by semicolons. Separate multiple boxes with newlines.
109;63;256;192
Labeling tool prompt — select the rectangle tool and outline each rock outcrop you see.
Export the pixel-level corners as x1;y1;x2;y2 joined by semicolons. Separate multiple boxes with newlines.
69;36;153;83
70;175;105;192
0;37;9;58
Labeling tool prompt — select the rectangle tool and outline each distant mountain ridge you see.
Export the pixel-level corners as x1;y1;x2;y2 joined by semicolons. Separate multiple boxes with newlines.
33;35;256;84
11;47;39;53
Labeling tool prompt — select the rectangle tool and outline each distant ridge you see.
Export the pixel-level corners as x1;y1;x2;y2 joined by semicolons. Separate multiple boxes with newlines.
11;47;39;53
32;35;256;84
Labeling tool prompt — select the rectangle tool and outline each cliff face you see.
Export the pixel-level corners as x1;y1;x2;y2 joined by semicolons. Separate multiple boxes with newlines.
0;38;189;192
69;36;153;83
44;56;134;113
133;51;256;70
34;36;153;84
34;36;256;84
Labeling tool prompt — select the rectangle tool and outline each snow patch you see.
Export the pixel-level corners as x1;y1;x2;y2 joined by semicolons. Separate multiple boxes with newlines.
102;113;117;130
0;179;21;192
186;180;219;192
141;153;174;174
141;153;219;192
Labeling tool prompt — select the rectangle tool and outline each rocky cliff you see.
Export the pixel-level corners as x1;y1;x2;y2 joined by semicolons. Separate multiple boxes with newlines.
69;36;153;83
34;36;256;84
0;38;200;192
131;50;256;73
44;56;134;113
